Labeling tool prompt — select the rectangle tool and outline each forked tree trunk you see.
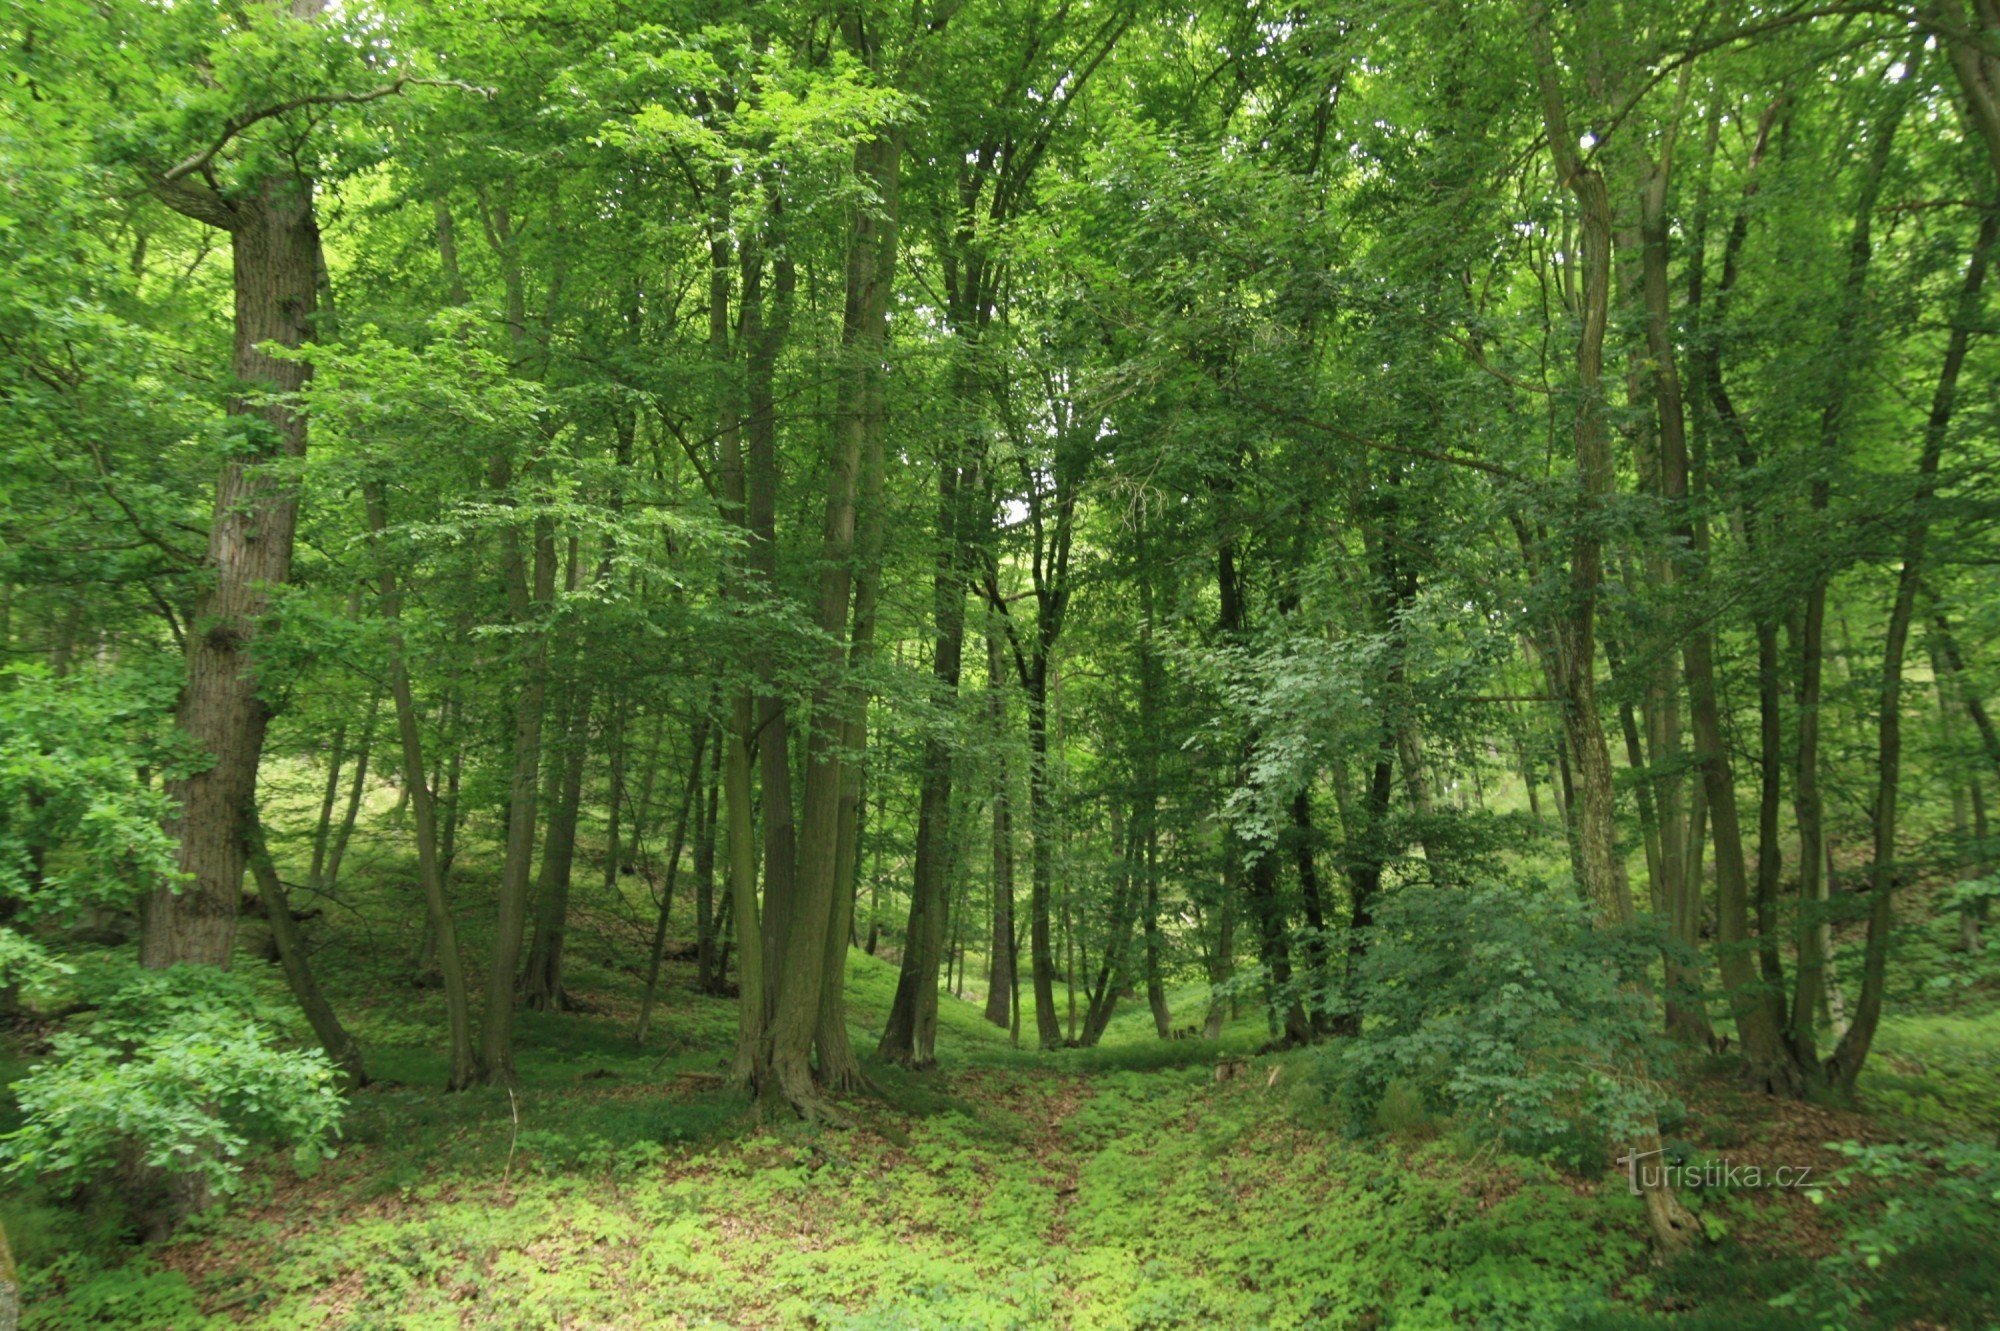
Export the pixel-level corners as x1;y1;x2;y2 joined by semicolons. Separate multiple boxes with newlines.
754;122;900;1111
1526;1;1699;1253
525;676;591;1013
320;692;378;894
306;724;347;892
637;723;710;1046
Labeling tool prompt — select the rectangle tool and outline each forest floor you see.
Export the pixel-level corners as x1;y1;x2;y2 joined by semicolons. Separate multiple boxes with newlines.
5;824;1997;1329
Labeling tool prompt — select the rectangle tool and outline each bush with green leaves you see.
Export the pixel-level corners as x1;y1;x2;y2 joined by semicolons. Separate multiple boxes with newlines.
1319;880;1673;1166
0;969;343;1201
1770;1138;2000;1329
0;663;183;999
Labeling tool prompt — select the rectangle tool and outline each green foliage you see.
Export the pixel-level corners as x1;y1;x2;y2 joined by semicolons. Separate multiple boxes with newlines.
1776;1139;2000;1329
0;968;342;1199
1321;881;1671;1167
18;1255;220;1331
0;665;181;922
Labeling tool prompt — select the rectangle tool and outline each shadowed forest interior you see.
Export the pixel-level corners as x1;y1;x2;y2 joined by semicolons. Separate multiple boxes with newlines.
2;0;2000;1327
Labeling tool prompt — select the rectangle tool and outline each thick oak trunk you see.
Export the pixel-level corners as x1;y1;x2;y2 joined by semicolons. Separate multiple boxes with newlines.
143;179;320;969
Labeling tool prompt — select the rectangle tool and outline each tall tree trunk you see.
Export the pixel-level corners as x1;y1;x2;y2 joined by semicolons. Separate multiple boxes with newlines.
1825;207;1995;1093
1792;95;1905;1070
364;485;477;1090
762;125;900;1111
479;509;555;1086
736;212;801;1004
724;697;765;1086
1526;2;1699;1251
1136;556;1172;1037
1025;653;1064;1048
143;170;323;969
881;365;980;1065
1633;145;1787;1081
815;238;895;1091
984;630;1018;1029
525;672;592;1013
695;719;724;992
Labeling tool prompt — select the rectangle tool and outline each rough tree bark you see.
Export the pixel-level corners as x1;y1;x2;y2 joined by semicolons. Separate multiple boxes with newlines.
143;145;325;968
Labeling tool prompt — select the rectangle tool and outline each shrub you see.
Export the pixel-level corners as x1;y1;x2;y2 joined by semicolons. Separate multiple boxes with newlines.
0;969;343;1211
1774;1139;2000;1329
1319;880;1673;1166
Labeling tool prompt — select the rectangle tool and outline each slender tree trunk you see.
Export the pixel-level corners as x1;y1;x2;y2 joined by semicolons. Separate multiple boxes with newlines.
1137;592;1171;1038
319;692;378;894
1526;3;1698;1250
602;694;629;896
695;720;724;992
246;809;366;1089
1080;806;1139;1046
1026;656;1063;1048
438;698;465;884
1792;99;1904;1070
1826;207;1995;1093
724;698;765;1086
881;379;978;1065
1632;146;1786;1079
983;631;1019;1029
366;485;477;1090
306;724;347;892
479;510;555;1086
637;723;710;1045
525;677;591;1013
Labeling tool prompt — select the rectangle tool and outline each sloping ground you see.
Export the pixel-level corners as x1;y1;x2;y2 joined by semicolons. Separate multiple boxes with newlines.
9;904;1989;1331
10;945;1842;1331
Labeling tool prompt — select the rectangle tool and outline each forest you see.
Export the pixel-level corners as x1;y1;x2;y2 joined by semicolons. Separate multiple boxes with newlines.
2;0;1999;1326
